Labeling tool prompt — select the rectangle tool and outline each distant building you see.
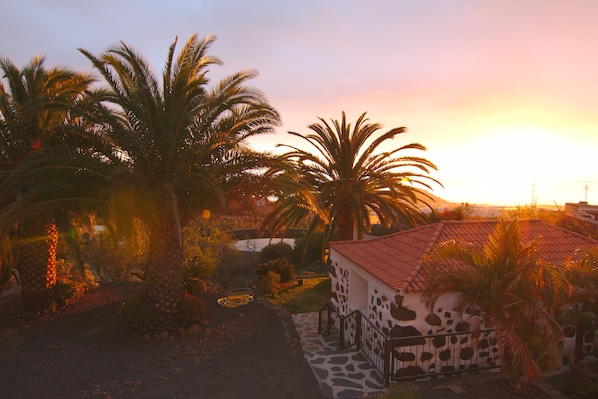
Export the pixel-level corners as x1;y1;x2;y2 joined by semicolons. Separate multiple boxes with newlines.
565;201;598;222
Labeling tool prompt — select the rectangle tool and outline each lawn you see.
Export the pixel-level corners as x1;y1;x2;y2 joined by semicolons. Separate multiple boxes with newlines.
268;276;331;314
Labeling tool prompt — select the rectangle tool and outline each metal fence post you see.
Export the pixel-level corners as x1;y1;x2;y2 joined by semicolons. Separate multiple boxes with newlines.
383;340;391;387
356;313;362;351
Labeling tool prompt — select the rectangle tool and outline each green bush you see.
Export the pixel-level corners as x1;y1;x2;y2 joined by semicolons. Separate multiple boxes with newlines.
260;242;294;263
256;271;281;297
256;258;295;283
118;298;154;332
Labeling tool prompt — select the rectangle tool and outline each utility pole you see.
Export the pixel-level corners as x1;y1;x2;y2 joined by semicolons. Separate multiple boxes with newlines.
585;184;589;202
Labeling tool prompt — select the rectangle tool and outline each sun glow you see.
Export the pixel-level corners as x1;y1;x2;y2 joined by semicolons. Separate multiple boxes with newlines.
433;125;597;206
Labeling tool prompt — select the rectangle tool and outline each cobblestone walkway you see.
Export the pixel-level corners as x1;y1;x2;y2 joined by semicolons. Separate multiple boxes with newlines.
292;312;386;399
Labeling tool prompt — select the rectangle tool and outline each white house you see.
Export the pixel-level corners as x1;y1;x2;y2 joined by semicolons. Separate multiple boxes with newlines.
328;219;598;380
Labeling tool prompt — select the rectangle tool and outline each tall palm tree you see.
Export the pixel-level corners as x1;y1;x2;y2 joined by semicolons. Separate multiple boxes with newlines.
79;34;280;322
0;55;94;311
262;111;440;260
421;219;570;389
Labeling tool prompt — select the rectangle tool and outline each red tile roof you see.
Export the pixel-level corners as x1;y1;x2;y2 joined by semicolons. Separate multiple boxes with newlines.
329;219;598;293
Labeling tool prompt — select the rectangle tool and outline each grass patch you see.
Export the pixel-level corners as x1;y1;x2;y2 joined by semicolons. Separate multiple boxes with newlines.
268;276;331;314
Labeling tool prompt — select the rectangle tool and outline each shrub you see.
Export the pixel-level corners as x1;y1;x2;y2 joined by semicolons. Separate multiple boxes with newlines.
118;298;154;332
256;271;281;297
256;258;295;283
56;258;98;291
213;248;254;289
293;231;327;264
260;242;294;263
49;278;86;310
376;382;422;399
183;257;210;296
81;227;148;282
176;294;208;328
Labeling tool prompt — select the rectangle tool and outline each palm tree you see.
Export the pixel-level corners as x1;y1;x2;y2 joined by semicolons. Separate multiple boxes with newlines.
79;34;280;322
560;247;598;362
421;219;570;389
0;55;94;311
262;111;440;260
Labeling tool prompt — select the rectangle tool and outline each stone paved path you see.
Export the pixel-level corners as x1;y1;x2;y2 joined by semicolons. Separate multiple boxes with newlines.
292;312;386;399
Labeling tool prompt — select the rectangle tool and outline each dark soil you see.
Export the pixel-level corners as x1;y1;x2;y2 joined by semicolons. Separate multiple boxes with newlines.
0;282;326;399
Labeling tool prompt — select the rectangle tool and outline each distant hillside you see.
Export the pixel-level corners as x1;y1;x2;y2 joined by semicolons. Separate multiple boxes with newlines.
416;190;455;209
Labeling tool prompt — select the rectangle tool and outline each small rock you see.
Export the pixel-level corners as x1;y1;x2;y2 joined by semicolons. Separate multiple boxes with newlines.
160;331;170;340
142;333;152;341
190;324;201;334
152;333;161;341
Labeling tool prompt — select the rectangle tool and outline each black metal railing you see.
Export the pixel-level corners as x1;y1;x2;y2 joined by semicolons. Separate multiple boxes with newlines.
318;303;500;386
339;309;387;374
383;328;501;385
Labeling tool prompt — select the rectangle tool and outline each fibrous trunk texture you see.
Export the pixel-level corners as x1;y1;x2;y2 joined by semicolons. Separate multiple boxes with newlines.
145;223;184;324
16;218;58;312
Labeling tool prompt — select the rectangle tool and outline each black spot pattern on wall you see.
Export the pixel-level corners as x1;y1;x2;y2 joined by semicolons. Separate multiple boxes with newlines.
455;321;470;332
395;365;425;379
460;347;474;360
393;351;416;362
390;302;417;321
439;349;451;361
432;336;445;348
425;313;442;326
479;339;489;349
390;325;426;346
421;352;434;362
444;311;451;318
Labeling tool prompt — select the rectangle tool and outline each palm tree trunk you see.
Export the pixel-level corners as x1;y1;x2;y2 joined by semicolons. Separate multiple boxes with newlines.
337;207;355;241
145;222;184;324
16;217;58;312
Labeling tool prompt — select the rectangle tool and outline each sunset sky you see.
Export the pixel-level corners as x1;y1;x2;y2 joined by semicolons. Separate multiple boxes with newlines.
2;0;597;207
